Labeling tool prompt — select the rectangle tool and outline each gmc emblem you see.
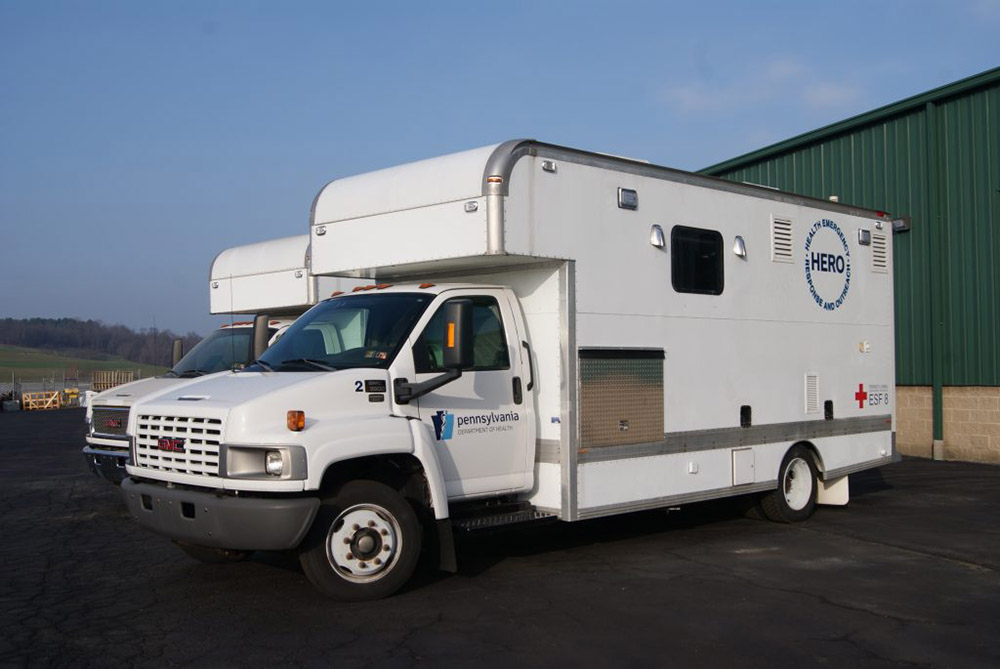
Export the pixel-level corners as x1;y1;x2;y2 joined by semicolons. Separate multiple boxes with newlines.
104;418;123;429
157;437;186;453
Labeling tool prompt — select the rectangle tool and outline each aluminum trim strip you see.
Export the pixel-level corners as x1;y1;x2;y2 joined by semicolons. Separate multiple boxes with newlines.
485;140;886;219
561;261;578;520
823;454;896;481
577;414;892;464
576;480;777;520
536;439;560;464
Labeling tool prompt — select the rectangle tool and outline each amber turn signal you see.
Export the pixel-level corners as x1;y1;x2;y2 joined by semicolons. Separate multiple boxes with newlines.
287;410;305;432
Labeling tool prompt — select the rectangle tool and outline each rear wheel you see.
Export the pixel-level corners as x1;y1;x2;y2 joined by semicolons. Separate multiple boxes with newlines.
299;480;422;601
174;542;250;563
761;446;818;523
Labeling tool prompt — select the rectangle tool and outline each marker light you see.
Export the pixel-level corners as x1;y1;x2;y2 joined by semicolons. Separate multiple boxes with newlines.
287;410;305;432
265;451;284;476
447;322;456;348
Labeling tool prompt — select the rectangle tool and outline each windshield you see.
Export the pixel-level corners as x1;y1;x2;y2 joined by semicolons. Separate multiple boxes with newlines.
168;327;274;377
251;293;432;372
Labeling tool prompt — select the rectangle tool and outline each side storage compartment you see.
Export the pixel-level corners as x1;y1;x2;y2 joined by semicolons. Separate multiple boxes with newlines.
579;349;665;449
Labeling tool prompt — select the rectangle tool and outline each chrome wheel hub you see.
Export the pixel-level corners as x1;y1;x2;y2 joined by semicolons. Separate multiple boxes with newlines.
326;504;400;582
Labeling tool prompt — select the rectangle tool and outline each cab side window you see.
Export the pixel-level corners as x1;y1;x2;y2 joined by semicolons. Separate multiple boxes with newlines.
414;297;510;373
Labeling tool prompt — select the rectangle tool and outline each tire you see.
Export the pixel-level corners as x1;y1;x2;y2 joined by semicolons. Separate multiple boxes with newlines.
299;480;422;601
761;446;818;523
174;542;250;563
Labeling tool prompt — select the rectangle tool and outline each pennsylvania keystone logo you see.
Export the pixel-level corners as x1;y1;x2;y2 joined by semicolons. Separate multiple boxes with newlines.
432;410;454;441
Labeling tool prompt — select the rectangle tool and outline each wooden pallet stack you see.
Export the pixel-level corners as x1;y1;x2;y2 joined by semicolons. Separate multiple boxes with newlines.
21;391;61;411
90;370;135;392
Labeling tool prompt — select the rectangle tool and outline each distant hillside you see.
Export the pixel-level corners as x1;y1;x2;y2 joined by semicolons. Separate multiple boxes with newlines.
0;318;201;368
0;345;161;384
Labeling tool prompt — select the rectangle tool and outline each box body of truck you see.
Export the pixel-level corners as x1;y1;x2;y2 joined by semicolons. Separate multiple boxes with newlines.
307;140;895;520
121;140;895;598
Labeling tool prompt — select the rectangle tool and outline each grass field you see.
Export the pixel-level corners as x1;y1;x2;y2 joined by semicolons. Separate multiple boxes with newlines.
0;345;162;385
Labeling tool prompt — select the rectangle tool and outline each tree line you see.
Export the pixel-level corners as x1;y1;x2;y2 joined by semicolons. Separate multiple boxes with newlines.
0;318;202;367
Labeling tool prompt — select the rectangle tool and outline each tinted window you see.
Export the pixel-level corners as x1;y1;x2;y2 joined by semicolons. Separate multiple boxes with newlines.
414;297;510;373
671;225;724;295
256;293;431;371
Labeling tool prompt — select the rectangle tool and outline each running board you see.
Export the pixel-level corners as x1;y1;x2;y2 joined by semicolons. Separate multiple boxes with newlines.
451;506;555;532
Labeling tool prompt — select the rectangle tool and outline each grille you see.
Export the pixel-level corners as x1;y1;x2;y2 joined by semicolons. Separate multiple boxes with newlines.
135;414;223;477
871;233;888;272
771;218;794;263
92;406;130;439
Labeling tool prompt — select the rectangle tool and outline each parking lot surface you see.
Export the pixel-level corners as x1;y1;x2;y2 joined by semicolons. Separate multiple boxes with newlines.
2;408;999;667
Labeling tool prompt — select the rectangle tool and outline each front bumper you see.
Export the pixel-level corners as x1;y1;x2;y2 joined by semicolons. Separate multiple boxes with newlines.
83;446;129;485
120;478;320;551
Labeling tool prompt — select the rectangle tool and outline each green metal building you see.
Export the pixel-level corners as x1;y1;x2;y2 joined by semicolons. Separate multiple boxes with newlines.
702;67;1000;463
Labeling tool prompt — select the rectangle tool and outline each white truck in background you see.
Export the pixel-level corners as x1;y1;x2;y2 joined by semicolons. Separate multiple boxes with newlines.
84;234;359;483
121;140;897;600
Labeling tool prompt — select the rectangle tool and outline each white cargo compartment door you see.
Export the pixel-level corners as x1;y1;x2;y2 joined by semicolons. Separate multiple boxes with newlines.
732;448;755;486
411;291;530;498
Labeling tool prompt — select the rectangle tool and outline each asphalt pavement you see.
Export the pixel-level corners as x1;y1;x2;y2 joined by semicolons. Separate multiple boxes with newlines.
1;408;998;667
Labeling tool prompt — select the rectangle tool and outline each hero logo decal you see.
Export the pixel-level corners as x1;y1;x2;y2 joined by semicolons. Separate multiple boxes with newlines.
432;410;454;441
157;437;187;453
804;219;851;311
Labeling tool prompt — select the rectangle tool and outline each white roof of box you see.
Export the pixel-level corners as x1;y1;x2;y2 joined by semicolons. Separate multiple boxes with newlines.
310;143;503;225
211;234;308;281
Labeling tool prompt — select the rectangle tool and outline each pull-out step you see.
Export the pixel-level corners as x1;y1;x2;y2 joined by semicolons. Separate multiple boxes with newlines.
451;501;555;532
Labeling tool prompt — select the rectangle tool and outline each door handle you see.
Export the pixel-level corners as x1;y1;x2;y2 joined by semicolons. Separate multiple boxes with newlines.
521;340;534;391
512;376;523;405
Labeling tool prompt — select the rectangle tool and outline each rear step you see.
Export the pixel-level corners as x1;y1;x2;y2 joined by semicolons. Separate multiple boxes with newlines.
450;502;555;532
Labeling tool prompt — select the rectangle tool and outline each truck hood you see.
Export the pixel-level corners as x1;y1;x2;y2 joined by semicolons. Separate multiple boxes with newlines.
132;369;394;443
90;376;182;408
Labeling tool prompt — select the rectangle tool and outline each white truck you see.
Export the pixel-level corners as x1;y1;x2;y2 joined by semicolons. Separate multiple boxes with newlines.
85;234;351;483
121;140;896;600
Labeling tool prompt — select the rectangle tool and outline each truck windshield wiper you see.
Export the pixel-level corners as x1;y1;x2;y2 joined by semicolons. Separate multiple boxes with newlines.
251;359;274;372
279;358;337;371
177;369;211;378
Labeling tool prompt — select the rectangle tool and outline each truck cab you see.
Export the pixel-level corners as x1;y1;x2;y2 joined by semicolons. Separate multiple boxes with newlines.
84;319;292;483
121;283;536;599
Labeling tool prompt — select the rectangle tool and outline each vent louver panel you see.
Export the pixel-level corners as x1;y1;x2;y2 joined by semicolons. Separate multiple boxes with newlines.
771;218;793;263
872;233;888;272
804;373;820;414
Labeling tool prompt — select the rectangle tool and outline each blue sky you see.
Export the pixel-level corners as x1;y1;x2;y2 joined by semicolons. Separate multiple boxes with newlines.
2;1;997;336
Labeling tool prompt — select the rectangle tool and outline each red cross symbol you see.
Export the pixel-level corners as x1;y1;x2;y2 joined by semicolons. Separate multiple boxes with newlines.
855;383;868;409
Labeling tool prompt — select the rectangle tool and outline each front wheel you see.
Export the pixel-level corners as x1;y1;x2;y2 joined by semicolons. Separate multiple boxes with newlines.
299;480;422;601
760;446;818;523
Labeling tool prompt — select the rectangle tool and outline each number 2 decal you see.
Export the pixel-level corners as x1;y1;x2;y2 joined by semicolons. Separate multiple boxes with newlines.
354;381;363;392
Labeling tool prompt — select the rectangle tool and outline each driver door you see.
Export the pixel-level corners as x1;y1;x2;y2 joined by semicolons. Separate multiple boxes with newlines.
410;290;531;499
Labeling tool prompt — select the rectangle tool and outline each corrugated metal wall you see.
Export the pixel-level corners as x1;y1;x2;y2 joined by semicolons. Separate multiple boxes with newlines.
705;73;999;387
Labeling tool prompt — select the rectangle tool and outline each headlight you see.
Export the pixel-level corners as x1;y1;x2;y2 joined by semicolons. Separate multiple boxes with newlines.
222;445;306;480
265;451;284;476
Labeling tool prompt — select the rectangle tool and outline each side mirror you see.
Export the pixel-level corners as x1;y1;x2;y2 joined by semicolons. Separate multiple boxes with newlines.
441;300;474;370
171;339;184;367
252;314;270;360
